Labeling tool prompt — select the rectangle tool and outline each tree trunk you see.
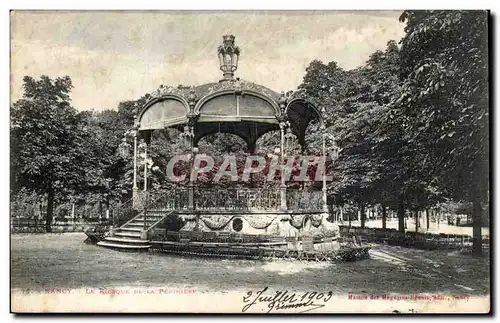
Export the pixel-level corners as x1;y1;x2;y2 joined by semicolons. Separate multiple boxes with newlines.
360;205;366;228
397;200;405;233
71;203;75;219
46;188;54;233
107;199;113;226
414;210;419;232
99;201;103;223
382;205;387;230
425;209;430;229
472;197;483;255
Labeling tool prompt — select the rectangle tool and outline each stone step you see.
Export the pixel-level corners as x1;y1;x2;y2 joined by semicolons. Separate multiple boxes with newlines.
105;237;149;244
119;227;143;232
134;216;165;221
97;241;151;249
143;210;168;213
115;232;142;238
126;223;146;227
130;219;146;222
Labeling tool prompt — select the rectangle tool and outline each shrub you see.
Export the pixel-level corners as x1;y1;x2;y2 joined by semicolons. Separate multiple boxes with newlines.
10;189;42;218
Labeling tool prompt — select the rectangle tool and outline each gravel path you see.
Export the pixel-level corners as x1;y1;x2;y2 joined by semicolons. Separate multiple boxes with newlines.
11;233;490;296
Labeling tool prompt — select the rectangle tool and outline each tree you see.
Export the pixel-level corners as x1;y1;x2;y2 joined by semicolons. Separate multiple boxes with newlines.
11;75;90;231
330;42;411;231
399;10;489;253
298;60;349;150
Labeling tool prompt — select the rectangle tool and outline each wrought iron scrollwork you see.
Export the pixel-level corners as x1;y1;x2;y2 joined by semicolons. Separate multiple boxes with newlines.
286;189;323;212
193;187;280;211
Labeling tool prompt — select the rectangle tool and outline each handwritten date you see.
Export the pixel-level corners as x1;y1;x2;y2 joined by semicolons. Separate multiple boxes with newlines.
242;287;333;313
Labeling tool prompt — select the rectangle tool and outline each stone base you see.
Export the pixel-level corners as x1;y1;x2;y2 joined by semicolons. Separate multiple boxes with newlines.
168;210;340;238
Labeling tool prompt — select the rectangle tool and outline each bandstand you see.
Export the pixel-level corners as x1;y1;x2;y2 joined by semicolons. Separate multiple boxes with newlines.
96;35;345;254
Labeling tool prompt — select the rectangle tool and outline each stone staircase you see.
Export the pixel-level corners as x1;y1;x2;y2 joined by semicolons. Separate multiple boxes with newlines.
97;211;168;251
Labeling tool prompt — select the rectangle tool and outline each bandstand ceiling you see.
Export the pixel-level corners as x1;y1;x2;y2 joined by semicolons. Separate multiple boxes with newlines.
193;121;279;151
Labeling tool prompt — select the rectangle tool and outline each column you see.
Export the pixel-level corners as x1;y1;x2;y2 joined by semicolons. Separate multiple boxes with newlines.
321;125;328;213
188;127;195;210
143;143;148;192
132;130;139;208
280;123;287;211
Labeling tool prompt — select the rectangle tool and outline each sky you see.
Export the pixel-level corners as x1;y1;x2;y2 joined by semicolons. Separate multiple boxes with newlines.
10;10;406;112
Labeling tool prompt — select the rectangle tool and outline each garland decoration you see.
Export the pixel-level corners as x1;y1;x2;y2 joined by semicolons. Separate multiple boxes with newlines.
200;214;232;230
245;214;276;229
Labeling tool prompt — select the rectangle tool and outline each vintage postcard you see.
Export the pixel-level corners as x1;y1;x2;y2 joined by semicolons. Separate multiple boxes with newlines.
10;10;490;313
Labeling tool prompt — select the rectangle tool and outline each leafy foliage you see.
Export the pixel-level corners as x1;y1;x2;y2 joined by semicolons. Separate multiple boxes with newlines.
398;10;489;253
398;10;489;203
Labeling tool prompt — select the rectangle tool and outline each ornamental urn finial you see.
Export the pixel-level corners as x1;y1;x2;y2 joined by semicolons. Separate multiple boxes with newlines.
187;88;198;109
279;91;288;111
218;34;240;81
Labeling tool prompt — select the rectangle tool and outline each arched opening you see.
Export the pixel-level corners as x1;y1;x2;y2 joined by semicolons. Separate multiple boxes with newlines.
193;121;278;153
197;133;247;154
140;127;190;191
159;213;186;232
255;129;280;153
138;96;189;130
303;118;322;154
286;99;323;152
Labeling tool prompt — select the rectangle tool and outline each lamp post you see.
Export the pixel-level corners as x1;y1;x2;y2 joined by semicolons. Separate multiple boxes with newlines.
191;146;199;211
118;125;140;208
218;35;240;81
132;130;139;201
284;121;295;153
180;124;196;209
324;133;340;221
279;122;287;211
118;136;130;159
138;141;148;192
277;92;288;211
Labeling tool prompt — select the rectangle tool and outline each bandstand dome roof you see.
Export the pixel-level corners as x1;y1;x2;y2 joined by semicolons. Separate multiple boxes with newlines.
136;35;323;152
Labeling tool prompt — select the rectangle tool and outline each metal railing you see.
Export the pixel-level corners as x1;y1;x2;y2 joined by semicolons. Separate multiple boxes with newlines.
142;187;323;214
286;189;323;211
142;190;189;230
110;198;139;227
194;187;280;211
338;225;490;251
